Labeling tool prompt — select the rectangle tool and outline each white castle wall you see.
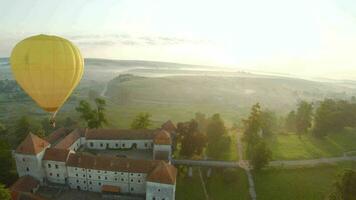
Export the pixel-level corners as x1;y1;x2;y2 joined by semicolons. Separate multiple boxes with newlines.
146;181;176;200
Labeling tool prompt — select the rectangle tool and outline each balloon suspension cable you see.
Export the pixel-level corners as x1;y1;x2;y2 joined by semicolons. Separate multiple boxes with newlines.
50;111;58;128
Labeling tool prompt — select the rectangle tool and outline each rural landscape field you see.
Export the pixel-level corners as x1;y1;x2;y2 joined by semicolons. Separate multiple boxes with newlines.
1;0;356;200
1;58;356;199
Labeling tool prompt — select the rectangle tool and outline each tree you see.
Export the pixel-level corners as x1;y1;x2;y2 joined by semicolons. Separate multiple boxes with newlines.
63;117;77;128
329;169;356;200
0;184;11;200
177;120;207;158
131;112;152;129
0;122;7;138
313;99;356;138
285;110;297;132
295;101;313;136
250;141;272;170
76;98;108;129
15;116;44;143
243;103;262;153
195;112;208;133
206;114;230;159
0;139;16;186
260;110;277;136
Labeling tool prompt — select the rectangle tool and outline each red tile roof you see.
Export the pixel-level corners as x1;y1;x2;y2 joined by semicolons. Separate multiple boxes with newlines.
16;133;50;155
55;129;81;149
161;120;177;133
43;148;70;162
154;151;170;161
154;130;172;145
10;176;39;193
45;128;70;144
102;185;120;193
85;129;157;140
147;161;177;185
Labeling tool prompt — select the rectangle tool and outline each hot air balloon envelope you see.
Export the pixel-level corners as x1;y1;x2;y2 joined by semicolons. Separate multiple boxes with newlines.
10;34;84;113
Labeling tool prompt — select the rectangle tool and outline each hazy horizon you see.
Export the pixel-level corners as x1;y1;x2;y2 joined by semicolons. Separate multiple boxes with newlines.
2;0;356;79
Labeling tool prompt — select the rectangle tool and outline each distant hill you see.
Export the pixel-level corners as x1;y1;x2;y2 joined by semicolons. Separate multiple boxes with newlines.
2;58;356;127
106;74;356;114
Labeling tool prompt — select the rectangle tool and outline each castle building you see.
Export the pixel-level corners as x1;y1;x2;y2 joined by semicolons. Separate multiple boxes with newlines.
11;121;177;200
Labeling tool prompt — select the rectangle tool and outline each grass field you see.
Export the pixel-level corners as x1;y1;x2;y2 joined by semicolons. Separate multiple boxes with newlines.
205;168;250;200
176;167;250;200
266;132;356;160
253;161;356;200
176;168;206;200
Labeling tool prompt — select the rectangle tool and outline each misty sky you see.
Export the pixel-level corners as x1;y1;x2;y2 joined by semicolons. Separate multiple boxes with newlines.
1;0;356;79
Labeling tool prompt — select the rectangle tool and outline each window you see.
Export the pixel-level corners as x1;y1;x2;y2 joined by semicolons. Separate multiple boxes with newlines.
48;164;51;168
84;181;86;184
122;144;125;147
76;174;78;177
152;198;156;200
57;174;59;177
105;177;107;180
26;167;29;172
55;164;58;169
121;178;124;181
145;143;148;147
22;158;25;162
82;168;85;171
89;181;92;184
97;170;100;173
138;180;141;183
98;176;101;179
49;173;53;176
115;178;117;181
131;179;133;182
115;172;117;175
76;180;79;183
75;168;77;171
88;169;91;172
90;142;93;147
162;198;165;200
158;189;161;192
121;172;124;175
131;187;134;192
104;171;107;174
98;182;101;186
138;174;141;177
83;174;85;178
89;175;92;178
115;143;118;147
100;143;103;147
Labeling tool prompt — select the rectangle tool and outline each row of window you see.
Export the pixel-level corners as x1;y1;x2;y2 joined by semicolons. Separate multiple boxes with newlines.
152;198;166;200
71;181;136;192
49;173;60;177
47;163;59;169
89;142;151;148
73;168;143;177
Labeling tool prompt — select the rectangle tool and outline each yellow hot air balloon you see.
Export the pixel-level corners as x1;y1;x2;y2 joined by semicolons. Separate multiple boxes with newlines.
10;34;84;125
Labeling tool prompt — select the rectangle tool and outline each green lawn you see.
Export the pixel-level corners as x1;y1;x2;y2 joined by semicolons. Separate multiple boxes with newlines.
176;168;206;200
205;168;250;200
266;132;356;160
253;162;356;200
176;167;250;200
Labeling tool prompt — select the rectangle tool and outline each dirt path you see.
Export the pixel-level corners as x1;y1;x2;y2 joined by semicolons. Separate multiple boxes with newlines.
236;132;257;200
100;82;109;97
198;167;210;200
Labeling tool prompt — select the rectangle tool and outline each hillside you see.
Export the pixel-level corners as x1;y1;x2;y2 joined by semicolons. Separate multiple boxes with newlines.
2;58;356;127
